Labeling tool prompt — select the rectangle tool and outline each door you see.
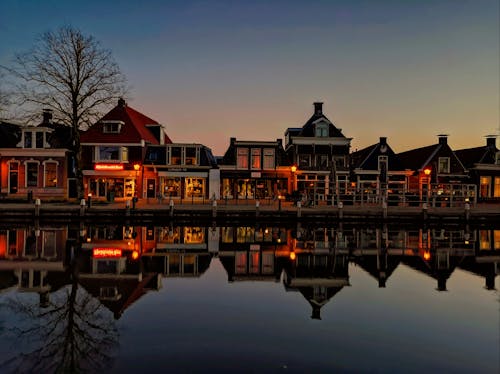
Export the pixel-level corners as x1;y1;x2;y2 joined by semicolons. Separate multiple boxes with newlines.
9;164;18;194
147;179;156;198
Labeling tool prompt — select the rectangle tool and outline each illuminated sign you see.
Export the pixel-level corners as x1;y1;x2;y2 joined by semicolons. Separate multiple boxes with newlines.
94;164;124;171
93;248;123;258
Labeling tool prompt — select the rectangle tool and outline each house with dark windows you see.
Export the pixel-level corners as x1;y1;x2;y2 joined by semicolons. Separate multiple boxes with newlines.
143;143;218;201
455;136;500;202
80;99;171;201
0;110;73;200
350;137;410;204
285;102;351;205
218;137;291;201
397;135;471;204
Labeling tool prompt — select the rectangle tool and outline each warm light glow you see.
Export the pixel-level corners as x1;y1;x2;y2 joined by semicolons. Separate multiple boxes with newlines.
424;168;431;176
289;252;296;260
423;251;431;261
93;248;122;258
291;165;297;173
131;250;139;260
94;163;124;171
133;163;141;171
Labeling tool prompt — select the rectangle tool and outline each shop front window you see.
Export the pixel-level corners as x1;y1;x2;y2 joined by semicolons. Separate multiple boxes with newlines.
184;227;204;244
494;177;500;198
163;177;181;197
185;177;205;198
222;179;234;199
237;179;254;199
255;179;272;199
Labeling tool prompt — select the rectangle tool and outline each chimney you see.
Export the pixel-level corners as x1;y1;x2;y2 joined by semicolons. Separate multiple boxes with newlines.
313;102;323;116
438;134;448;145
379;137;387;145
486;136;497;148
277;138;282;147
42;109;53;124
230;137;236;145
118;98;126;107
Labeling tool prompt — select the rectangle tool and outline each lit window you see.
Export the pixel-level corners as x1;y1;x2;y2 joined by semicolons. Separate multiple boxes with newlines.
237;148;249;169
121;147;128;162
251;148;261;169
44;162;57;187
480;176;491;198
495;177;500;198
26;162;39;187
263;148;275;169
438;157;450;173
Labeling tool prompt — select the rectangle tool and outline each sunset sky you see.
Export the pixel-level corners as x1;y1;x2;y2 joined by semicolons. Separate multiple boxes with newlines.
1;0;498;155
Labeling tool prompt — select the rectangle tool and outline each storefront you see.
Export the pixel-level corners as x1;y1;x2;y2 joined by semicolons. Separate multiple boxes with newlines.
84;164;140;200
221;172;288;200
158;171;208;200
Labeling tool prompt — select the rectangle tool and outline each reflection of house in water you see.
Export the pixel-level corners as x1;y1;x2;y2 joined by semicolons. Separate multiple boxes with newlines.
218;226;290;282
401;228;477;291
0;226;70;306
141;226;212;278
285;226;350;319
78;223;161;319
460;229;500;290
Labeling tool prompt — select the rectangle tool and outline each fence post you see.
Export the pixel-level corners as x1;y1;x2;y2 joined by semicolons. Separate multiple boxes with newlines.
34;198;41;217
170;199;175;218
338;201;344;220
212;199;217;218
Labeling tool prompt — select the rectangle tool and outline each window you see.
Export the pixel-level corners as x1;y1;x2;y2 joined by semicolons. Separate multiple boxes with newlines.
98;146;120;161
100;287;120;300
298;154;311;168
495;177;500;198
333;156;345;169
237;148;248;169
438;157;450;173
315;123;328;137
26;162;39;187
24;132;32;148
185;147;197;165
378;156;388;182
251;148;261;169
122;147;128;162
42;231;56;258
263;148;275;169
480;176;491;198
185;177;205;198
102;121;122;133
316;155;328;168
170;146;182;165
44;162;57;187
36;132;44;148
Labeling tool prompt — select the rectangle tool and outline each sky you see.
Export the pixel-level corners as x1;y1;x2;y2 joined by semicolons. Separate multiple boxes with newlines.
0;0;498;155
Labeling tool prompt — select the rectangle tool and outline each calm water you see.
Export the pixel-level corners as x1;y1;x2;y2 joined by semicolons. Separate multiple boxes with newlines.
0;222;498;373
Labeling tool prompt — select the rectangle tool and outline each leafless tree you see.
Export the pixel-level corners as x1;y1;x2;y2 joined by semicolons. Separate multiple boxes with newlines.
0;267;119;373
3;26;127;198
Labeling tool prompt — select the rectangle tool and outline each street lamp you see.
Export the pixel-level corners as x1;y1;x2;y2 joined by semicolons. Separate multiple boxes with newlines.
290;165;297;202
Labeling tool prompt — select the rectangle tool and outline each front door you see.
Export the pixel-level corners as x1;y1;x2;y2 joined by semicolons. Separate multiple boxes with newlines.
9;164;18;194
147;179;156;198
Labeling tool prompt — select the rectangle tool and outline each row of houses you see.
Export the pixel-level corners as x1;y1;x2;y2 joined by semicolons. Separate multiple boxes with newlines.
1;100;499;204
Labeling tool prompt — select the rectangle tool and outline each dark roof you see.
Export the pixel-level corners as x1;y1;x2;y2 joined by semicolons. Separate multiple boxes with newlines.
220;139;291;166
455;145;498;168
0;121;21;147
42;122;73;148
351;140;406;171
81;100;168;144
397;144;439;171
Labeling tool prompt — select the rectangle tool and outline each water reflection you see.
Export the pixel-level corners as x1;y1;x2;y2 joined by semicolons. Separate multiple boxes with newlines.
0;222;498;371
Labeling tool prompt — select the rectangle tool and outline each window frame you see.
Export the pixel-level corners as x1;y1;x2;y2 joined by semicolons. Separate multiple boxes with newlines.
43;160;58;188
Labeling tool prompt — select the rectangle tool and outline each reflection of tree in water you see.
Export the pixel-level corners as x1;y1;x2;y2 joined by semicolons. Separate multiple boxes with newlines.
0;267;118;373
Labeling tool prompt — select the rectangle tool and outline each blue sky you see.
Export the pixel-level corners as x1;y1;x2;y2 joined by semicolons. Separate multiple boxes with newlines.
1;0;498;154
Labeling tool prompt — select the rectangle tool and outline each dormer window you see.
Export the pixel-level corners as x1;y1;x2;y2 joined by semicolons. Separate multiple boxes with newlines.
315;123;329;137
21;130;48;149
102;121;123;134
438;157;450;173
24;132;32;148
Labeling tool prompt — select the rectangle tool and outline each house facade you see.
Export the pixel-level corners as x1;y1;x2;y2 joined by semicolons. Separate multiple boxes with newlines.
285;102;351;205
350;137;410;204
143;143;219;201
218;137;291;201
455;136;500;201
80;99;171;201
0;110;72;200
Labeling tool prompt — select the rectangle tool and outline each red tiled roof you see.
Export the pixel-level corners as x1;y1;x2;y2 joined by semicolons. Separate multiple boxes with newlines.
81;102;164;144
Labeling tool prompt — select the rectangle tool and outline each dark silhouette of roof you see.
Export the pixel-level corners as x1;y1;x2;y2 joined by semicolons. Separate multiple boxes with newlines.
0;121;21;147
286;102;346;139
351;138;405;171
455;141;498;168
